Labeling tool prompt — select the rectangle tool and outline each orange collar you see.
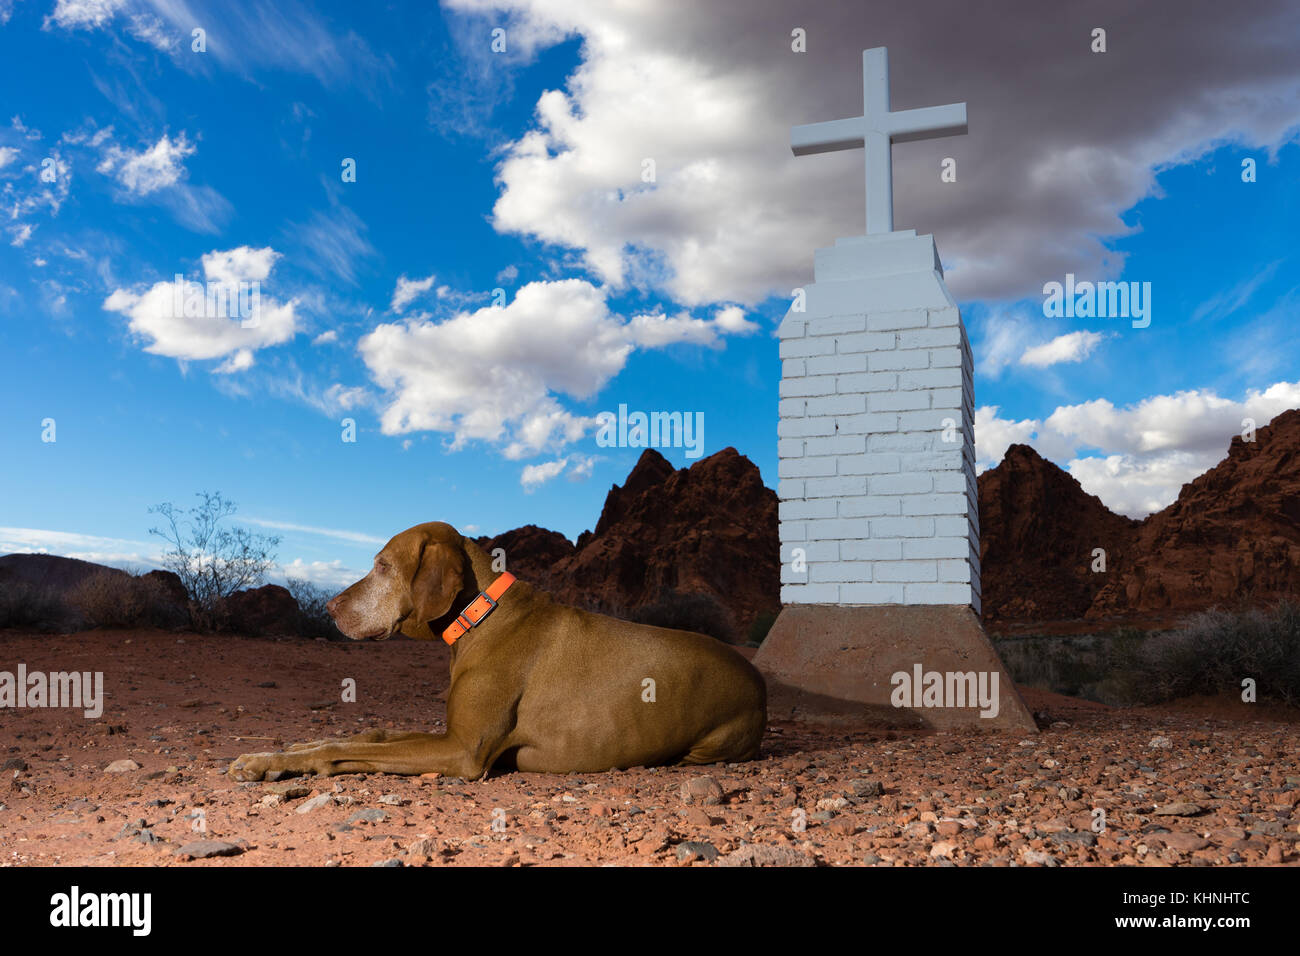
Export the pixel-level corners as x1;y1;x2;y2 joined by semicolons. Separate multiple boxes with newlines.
441;572;516;646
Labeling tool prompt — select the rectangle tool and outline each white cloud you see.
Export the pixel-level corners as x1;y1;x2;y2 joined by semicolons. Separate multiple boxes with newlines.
312;329;339;345
97;131;193;196
520;457;568;491
273;559;365;591
627;306;752;349
242;517;385;546
977;382;1300;516
201;245;279;285
1019;330;1108;368
88;128;231;232
126;12;175;50
0;146;18;169
359;278;751;459
45;0;124;31
390;273;436;313
8;222;33;246
444;0;1300;307
519;452;600;490
0;525;158;570
43;0;390;93
103;245;299;368
290;205;376;285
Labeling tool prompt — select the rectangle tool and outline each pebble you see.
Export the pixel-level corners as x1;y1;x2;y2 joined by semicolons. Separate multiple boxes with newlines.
296;793;335;814
675;841;719;863
680;776;724;806
104;759;140;773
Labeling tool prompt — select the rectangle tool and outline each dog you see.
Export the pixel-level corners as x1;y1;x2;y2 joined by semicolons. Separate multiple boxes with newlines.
228;521;766;781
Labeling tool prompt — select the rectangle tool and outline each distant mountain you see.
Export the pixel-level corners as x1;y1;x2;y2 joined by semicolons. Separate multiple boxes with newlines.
978;408;1300;625
0;553;130;592
478;447;779;642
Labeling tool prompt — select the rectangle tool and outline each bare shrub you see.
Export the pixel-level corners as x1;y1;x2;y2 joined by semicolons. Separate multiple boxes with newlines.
285;577;345;639
148;492;280;631
66;570;182;629
0;580;67;631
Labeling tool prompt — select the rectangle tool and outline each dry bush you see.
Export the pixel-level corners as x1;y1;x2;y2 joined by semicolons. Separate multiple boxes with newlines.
67;570;184;629
285;577;346;639
0;580;67;631
627;590;734;642
1102;601;1300;706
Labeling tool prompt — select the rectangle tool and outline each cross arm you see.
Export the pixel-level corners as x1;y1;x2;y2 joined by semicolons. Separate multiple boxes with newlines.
791;116;866;155
887;102;968;144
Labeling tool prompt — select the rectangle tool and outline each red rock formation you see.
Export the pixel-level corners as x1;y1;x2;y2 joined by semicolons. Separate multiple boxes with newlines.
978;444;1138;623
219;584;302;635
980;409;1300;625
1091;408;1300;616
480;448;779;642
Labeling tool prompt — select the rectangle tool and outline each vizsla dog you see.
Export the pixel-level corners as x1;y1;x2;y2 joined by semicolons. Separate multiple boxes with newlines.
228;522;766;781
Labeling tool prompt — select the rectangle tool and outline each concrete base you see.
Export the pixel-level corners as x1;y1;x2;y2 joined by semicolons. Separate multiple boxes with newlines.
753;604;1036;731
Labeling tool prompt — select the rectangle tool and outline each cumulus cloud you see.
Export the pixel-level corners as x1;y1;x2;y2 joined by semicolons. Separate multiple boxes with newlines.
97;131;193;195
88;128;232;231
976;382;1300;516
445;0;1300;306
103;245;299;369
1019;330;1109;368
359;278;753;459
45;0;124;31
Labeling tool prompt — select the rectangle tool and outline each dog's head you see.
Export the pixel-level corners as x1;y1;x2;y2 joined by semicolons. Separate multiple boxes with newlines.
327;522;467;641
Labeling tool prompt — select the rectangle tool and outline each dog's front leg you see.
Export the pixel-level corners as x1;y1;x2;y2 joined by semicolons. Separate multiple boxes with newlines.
228;732;489;781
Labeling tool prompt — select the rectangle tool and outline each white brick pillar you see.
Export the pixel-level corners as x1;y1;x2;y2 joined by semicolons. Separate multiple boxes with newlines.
777;230;980;616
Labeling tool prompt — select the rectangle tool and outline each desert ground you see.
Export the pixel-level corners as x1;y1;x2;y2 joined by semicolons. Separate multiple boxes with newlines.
2;627;1297;867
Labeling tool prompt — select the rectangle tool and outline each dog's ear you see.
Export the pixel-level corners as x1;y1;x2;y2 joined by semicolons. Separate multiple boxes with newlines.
409;539;465;629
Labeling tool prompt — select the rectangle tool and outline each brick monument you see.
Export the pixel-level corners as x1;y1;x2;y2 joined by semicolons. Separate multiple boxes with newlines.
752;48;1035;731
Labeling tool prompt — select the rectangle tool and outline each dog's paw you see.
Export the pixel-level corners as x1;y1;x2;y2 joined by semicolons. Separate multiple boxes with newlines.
228;751;312;782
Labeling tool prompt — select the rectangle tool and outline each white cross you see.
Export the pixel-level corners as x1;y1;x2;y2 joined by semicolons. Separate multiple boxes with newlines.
792;47;967;235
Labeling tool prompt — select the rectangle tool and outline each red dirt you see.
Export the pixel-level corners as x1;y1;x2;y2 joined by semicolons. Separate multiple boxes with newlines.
2;628;1297;867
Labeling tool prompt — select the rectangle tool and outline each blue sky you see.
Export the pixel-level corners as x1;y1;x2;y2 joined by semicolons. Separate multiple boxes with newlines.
1;0;1297;588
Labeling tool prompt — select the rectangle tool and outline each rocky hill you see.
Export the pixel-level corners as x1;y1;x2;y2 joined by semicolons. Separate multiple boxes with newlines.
978;409;1300;625
479;447;779;642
